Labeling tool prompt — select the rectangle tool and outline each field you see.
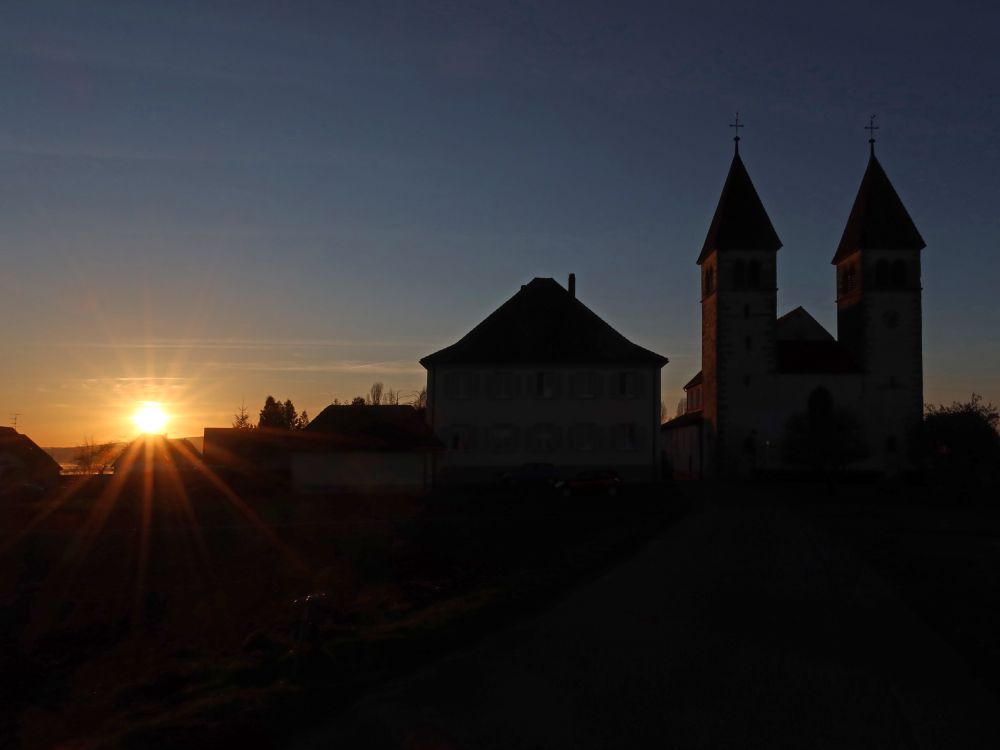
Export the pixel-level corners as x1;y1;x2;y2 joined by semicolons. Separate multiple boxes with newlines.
1;473;685;749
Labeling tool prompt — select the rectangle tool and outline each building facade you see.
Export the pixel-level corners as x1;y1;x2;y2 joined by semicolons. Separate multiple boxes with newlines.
663;141;925;477
422;276;668;484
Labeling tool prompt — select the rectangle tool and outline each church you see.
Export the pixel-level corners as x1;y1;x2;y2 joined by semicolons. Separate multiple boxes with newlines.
663;131;926;478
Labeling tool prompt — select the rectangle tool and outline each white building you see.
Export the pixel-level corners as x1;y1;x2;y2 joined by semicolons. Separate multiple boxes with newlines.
421;275;668;484
663;139;926;478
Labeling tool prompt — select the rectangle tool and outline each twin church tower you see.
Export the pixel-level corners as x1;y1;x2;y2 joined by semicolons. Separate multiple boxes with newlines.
670;122;925;477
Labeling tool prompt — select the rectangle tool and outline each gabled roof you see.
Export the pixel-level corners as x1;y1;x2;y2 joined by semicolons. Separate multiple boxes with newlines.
683;371;703;390
0;427;62;478
661;411;703;431
832;152;925;264
776;306;835;342
698;152;782;264
113;435;202;472
420;278;668;368
305;405;442;451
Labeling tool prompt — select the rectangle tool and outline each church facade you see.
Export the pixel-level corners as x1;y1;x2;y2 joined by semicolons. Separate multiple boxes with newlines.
663;141;926;478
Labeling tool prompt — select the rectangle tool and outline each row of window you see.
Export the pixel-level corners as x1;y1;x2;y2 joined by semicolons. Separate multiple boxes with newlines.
702;259;765;296
839;259;909;295
442;371;644;400
448;423;644;453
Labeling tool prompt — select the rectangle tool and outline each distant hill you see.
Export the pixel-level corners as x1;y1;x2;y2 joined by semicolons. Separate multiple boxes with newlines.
44;437;204;470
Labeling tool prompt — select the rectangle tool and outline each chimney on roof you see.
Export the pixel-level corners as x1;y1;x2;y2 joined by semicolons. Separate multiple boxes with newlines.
568;273;576;298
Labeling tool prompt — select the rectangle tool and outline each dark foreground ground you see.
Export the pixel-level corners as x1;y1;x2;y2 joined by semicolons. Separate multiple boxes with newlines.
1;474;684;749
302;483;1000;749
3;477;1000;748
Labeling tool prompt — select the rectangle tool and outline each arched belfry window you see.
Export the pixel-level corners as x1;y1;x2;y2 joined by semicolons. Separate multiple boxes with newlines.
891;259;906;288
843;264;858;294
733;260;746;289
875;259;889;288
747;260;761;289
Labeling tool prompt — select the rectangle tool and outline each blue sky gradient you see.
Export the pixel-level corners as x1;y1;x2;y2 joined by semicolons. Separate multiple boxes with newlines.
2;1;997;444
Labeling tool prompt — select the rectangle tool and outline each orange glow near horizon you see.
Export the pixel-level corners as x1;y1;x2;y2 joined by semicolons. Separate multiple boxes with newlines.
132;402;169;434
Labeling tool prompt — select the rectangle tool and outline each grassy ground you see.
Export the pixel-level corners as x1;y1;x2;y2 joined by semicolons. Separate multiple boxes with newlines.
1;475;686;749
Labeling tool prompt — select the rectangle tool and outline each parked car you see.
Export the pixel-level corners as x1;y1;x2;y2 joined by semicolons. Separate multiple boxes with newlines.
556;470;622;497
500;463;560;490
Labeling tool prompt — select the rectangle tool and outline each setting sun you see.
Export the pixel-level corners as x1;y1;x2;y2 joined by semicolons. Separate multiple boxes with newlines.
133;402;169;434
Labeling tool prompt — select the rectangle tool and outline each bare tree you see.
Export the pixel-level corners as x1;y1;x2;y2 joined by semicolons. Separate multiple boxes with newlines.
675;398;687;417
384;388;400;405
368;381;384;406
74;438;119;474
415;387;427;409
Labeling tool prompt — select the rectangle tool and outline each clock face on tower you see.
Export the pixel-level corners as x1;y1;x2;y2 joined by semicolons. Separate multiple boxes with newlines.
883;310;900;329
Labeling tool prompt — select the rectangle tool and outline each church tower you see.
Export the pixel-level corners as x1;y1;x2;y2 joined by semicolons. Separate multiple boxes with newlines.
699;132;782;475
833;131;925;459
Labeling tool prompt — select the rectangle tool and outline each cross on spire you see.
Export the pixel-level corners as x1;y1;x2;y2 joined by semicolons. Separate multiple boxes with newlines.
866;114;879;155
730;112;744;154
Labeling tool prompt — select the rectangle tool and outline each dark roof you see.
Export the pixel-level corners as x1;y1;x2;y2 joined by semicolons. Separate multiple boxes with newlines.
683;371;703;390
776;340;861;374
304;405;442;451
661;411;704;431
113;435;203;472
832;152;925;264
420;278;668;368
776;306;835;342
698;152;782;264
0;428;62;477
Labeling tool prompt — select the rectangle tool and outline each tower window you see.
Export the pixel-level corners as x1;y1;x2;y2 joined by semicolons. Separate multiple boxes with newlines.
843;264;858;294
733;260;746;289
743;375;751;387
747;260;761;289
705;266;715;295
744;304;750;319
875;259;889;288
891;259;907;288
745;335;752;351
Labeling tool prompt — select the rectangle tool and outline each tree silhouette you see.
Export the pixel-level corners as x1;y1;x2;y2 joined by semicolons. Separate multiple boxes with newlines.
911;393;1000;486
258;396;302;429
74;438;119;474
368;381;384;406
232;401;253;429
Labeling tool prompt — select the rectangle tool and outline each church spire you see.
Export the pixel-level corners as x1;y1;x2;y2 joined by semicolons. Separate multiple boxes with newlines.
832;136;925;264
698;142;782;265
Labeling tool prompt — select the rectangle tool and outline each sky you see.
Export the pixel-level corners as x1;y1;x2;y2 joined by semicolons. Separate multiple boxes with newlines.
1;0;998;446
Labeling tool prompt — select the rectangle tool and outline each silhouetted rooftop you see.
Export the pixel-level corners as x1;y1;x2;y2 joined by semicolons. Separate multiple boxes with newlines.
661;411;703;430
698;152;782;264
776;306;835;342
683;371;703;390
113;434;202;472
305;405;442;451
0;427;61;477
420;278;668;367
832;152;925;264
